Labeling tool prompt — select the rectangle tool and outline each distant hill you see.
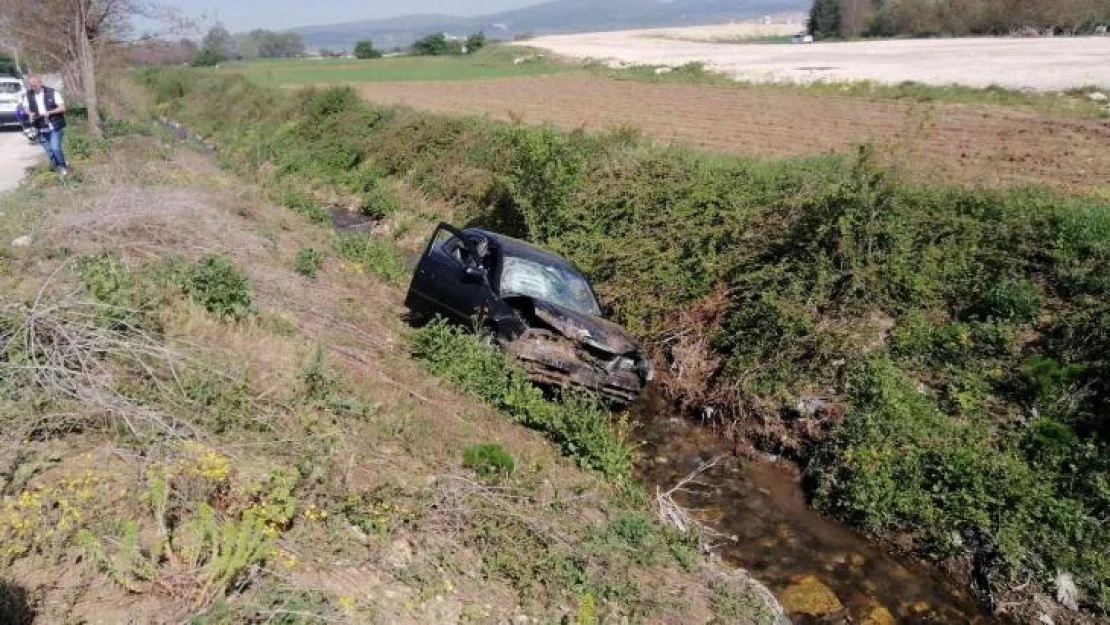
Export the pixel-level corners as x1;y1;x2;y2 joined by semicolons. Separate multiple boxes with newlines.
295;0;810;51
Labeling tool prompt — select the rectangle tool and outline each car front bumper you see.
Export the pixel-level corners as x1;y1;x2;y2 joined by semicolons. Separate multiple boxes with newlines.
505;328;648;406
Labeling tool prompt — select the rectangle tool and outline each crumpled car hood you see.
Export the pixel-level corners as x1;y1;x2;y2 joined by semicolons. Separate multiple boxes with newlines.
531;300;640;356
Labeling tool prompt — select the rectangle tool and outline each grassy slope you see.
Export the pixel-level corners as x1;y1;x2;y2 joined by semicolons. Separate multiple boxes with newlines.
0;116;772;624
133;68;1110;619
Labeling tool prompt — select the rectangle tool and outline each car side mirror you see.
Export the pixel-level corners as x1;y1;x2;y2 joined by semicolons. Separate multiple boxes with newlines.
600;303;615;317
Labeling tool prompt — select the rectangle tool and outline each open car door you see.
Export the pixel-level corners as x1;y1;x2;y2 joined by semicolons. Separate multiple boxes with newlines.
405;223;497;322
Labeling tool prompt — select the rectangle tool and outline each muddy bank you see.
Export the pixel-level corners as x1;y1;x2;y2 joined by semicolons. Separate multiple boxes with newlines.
632;390;992;625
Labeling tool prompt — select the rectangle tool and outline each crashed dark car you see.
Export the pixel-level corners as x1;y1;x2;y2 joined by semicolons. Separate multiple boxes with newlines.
405;223;654;406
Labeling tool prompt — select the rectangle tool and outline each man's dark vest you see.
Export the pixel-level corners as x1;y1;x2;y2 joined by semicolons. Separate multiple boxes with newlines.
26;87;67;131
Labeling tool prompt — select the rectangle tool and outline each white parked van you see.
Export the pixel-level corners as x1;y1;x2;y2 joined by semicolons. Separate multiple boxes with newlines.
0;75;26;128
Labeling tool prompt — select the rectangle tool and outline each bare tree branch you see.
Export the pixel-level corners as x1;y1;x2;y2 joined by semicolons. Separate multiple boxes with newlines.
0;0;189;136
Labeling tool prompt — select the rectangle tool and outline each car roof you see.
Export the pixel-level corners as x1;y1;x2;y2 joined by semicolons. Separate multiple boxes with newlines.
465;228;582;274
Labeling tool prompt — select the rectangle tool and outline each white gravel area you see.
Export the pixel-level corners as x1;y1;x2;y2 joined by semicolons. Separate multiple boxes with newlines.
521;29;1110;91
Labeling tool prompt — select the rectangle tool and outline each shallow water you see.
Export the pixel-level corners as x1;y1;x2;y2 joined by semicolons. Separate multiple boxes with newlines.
631;392;991;625
328;205;376;232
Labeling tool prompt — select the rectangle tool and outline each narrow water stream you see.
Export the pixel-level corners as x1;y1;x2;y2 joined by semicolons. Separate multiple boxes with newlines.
631;391;991;625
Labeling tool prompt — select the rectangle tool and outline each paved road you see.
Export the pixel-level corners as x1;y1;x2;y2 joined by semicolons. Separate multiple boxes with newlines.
523;33;1110;91
0;128;43;193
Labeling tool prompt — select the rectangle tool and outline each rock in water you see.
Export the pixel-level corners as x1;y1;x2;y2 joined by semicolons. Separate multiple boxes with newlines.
862;605;896;625
780;575;843;615
1055;571;1081;611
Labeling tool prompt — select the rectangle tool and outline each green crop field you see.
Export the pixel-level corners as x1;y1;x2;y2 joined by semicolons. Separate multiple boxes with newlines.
215;44;1108;120
217;48;575;86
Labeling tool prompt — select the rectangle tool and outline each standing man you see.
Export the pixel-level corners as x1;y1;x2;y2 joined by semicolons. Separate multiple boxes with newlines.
23;75;69;177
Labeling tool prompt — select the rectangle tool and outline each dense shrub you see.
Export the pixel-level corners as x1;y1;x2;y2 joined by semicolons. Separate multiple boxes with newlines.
462;443;515;479
411;33;461;56
191;48;226;68
293;247;324;278
182;255;253;321
812;359;1109;604
353;40;382;60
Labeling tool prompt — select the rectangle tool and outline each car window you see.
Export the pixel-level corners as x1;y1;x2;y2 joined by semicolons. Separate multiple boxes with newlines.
433;229;496;273
0;82;22;95
433;229;467;264
500;255;601;317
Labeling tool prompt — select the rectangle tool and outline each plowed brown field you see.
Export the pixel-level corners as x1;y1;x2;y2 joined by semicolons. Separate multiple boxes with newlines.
358;74;1110;190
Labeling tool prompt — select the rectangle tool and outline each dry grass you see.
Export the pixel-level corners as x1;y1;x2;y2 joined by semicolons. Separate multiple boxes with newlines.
0;287;190;440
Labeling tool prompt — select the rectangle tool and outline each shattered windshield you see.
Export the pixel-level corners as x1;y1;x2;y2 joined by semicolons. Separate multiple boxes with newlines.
500;255;601;317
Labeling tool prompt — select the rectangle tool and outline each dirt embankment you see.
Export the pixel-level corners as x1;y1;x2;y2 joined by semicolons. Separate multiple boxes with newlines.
358;74;1110;191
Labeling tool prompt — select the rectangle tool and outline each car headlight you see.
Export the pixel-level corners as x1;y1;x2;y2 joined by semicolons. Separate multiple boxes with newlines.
614;357;637;371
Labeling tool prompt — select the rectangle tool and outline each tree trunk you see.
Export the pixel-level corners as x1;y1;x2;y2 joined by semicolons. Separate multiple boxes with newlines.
73;5;103;138
78;36;102;137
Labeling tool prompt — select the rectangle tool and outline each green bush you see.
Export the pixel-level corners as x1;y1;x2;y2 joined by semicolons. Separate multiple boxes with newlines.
462;443;515;479
413;319;633;479
358;179;401;220
77;255;163;330
183;255;253;321
466;32;487;53
293;247;324;278
192;47;226;67
191;48;226;68
274;184;328;224
335;233;407;285
499;125;584;243
411;33;462;56
968;278;1043;324
812;359;1110;598
353;39;382;60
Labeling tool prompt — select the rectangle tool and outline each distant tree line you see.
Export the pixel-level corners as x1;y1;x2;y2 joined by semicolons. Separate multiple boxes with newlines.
354;39;382;59
410;31;488;56
810;0;1110;38
236;29;305;59
343;32;489;61
193;24;305;66
113;39;198;67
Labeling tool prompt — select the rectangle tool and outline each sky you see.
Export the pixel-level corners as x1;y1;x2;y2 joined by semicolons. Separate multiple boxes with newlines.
167;0;546;32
